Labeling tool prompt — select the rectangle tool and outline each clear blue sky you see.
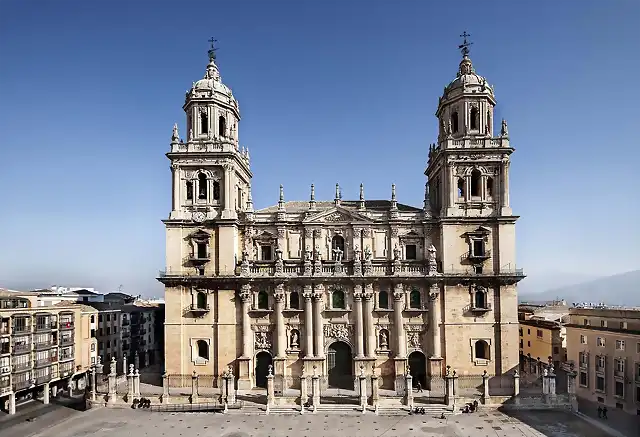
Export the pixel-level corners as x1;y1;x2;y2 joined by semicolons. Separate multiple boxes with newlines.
1;0;638;296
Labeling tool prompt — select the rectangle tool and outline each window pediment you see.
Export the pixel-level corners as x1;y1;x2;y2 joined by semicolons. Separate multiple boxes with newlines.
303;207;374;224
187;229;210;242
463;226;491;237
254;230;277;242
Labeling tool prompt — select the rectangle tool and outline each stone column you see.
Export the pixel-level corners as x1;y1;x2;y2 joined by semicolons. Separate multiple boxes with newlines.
542;369;550;395
481;370;490;404
171;165;179;211
353;285;365;358
358;366;367;413
122;355;127;376
501;160;510;208
311;366;320;411
43;382;50;405
191;371;199;403
313;285;324;358
8;393;15;415
567;366;578;411
513;370;520;397
303;285;314;358
428;285;441;358
238;284;252;389
364;284;375;358
444;368;456;407
393;284;406;358
162;372;170;403
274;285;286;358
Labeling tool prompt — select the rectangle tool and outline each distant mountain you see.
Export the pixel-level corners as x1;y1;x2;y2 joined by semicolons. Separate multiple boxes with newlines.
519;270;640;307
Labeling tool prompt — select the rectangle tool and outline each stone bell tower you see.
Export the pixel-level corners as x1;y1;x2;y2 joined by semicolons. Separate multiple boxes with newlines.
424;33;522;375
165;40;253;274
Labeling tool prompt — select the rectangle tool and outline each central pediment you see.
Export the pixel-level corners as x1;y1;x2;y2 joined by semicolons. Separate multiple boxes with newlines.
303;206;375;224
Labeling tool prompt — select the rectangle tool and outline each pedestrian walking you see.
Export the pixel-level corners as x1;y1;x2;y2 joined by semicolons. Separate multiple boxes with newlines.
597;406;602;418
416;381;423;393
602;406;608;419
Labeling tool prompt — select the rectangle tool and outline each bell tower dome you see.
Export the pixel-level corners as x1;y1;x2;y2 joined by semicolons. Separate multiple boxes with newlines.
426;33;513;218
167;39;252;223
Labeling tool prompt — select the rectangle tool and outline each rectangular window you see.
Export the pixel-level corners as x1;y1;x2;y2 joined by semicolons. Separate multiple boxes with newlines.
536;329;543;338
615;380;624;397
620;321;627;330
637;342;640;354
519;339;523;348
579;352;588;365
527;329;530;335
596;375;605;392
106;327;111;336
106;314;110;322
580;335;587;344
261;245;272;261
519;328;523;336
583;319;589;326
597;337;605;347
405;244;417;260
472;240;484;257
615;340;625;351
597;355;606;371
600;320;607;328
99;315;103;323
527;341;531;347
579;371;588;387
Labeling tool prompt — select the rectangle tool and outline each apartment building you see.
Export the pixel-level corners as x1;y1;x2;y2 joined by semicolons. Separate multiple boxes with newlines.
88;299;164;372
566;306;640;416
519;318;566;372
0;290;97;414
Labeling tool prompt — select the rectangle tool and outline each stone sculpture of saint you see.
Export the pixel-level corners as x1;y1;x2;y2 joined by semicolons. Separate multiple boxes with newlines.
379;330;388;348
290;330;299;348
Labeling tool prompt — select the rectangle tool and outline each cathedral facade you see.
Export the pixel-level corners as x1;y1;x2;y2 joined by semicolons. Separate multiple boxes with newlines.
159;41;524;393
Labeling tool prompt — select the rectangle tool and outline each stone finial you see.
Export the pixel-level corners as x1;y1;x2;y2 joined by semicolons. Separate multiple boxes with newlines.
172;123;180;142
358;183;366;211
129;364;134;375
134;369;140;376
246;184;254;212
513;369;519;378
268;364;273;376
309;183;316;210
313;365;317;377
391;184;396;201
371;365;376;377
193;370;197;377
334;183;341;205
482;370;488;377
501;119;509;137
360;364;365;377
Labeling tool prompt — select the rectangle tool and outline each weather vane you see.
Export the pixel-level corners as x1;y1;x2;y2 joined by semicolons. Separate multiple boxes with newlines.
208;37;219;61
458;31;473;57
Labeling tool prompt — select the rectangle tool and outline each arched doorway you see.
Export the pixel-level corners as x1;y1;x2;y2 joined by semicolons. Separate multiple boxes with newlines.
327;341;353;389
408;351;427;390
255;351;272;389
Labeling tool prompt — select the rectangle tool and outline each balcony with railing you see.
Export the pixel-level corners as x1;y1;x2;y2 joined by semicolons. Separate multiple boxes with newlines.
35;374;52;384
35;322;58;332
467;302;493;314
59;321;74;330
184;252;210;265
460;249;492;263
159;260;525;280
189;303;211;315
59;337;74;346
11;324;30;334
34;341;56;351
12;361;32;372
13;379;32;391
0;381;10;396
35;356;56;367
12;343;31;354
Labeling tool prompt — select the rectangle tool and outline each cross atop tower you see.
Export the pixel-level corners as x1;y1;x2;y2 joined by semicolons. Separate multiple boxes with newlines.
208;37;219;61
458;31;473;58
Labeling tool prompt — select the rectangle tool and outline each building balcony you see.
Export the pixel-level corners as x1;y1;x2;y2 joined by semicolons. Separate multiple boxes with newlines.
189;303;211;315
614;369;625;378
59;337;74;346
59;354;74;362
35;357;56;368
11;326;30;334
11;344;31;354
159;260;525;282
122;320;130;326
579;362;588;370
460;250;492;263
0;385;11;396
35;322;57;332
468;302;493;314
35;374;52;385
13;379;32;391
1;346;10;355
0;326;10;335
185;253;210;265
12;362;32;373
59;321;74;330
34;341;56;351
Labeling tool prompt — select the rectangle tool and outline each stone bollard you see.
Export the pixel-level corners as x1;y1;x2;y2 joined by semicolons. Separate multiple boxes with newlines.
358;365;367;413
371;368;379;410
311;365;320;412
444;366;456;408
513;370;520;405
405;374;414;410
191;370;199;404
481;370;490;405
8;393;16;415
91;367;97;402
266;365;274;414
162;372;170;404
127;365;135;400
300;369;308;414
566;366;578;411
221;365;236;405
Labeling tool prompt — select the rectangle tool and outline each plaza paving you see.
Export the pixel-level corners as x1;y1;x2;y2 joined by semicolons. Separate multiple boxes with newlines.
3;406;622;437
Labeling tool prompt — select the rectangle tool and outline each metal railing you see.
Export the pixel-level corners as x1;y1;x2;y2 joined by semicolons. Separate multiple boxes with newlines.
12;343;31;354
12;362;31;372
60;337;74;346
13;379;32;390
11;325;30;334
34;341;55;350
59;321;74;330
